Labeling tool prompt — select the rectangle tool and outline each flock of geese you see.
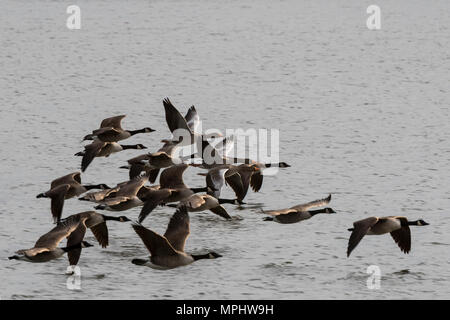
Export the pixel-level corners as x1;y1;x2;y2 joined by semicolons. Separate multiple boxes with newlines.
9;98;430;270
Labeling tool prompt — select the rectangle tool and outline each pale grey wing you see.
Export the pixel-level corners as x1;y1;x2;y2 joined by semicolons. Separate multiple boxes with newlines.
138;189;173;223
90;222;109;248
184;105;200;133
206;168;227;198
100;115;126;129
158;140;179;157
132;223;178;256
290;194;332;212
347;217;379;257
159;164;189;189
186;194;206;209
48;184;71;223
67;222;87;265
81;140;106;172
34;214;82;249
163;206;190;252
163;98;191;134
50;172;80;189
263;208;298;216
390;217;411;254
209;205;232;220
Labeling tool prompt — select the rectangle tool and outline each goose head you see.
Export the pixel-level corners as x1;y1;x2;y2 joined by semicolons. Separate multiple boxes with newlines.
136;144;147;150
415;219;429;226
143;127;155;133
278;162;291;168
119;216;132;222
325;207;336;214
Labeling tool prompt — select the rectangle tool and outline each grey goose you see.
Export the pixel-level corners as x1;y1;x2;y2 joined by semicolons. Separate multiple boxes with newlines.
347;216;429;257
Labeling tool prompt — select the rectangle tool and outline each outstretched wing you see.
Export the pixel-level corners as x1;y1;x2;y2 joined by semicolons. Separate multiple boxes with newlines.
132;223;178;256
290;194;332;212
347;217;379;257
185;106;200;134
163;206;190;252
163;98;191;134
100;115;126;129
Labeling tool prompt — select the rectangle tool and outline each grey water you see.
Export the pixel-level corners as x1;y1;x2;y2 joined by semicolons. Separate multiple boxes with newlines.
0;0;449;299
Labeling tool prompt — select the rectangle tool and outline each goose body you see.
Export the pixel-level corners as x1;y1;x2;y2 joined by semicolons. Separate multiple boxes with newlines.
36;172;110;222
131;206;221;269
347;216;429;257
83;115;155;142
263;194;335;224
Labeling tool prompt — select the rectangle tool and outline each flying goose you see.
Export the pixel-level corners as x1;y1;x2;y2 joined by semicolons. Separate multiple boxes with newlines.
9;214;94;263
36;172;110;223
75;140;147;172
347;216;429;257
163;98;222;147
262;194;335;224
131;206;222;269
83;115;155;142
167;194;232;220
94;174;149;211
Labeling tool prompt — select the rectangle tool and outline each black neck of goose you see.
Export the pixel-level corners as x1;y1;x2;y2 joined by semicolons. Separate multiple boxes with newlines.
128;128;146;136
191;253;211;261
120;144;141;150
83;184;109;190
102;215;121;221
218;198;236;204
62;243;82;252
190;187;208;193
308;208;327;216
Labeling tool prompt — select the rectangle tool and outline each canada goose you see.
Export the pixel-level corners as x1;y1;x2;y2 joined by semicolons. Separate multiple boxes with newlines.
120;139;181;182
83;115;155;142
36;172;110;223
168;194;232;220
9;214;94;263
60;211;131;250
131;206;222;269
137;186;180;223
347;216;429;257
94;174;149;211
262;194;335;224
75;140;147;172
163;98;222;147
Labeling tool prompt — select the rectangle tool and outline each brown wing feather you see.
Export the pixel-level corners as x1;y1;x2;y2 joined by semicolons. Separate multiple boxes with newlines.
34;214;82;249
163;206;190;252
163;98;191;134
291;194;332;211
390;225;411;254
100;115;126;129
225;172;245;201
347;217;379;257
49;184;70;223
250;171;263;192
81;140;105;172
160;164;189;189
90;222;109;248
132;224;178;256
209;205;232;220
67;222;87;265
